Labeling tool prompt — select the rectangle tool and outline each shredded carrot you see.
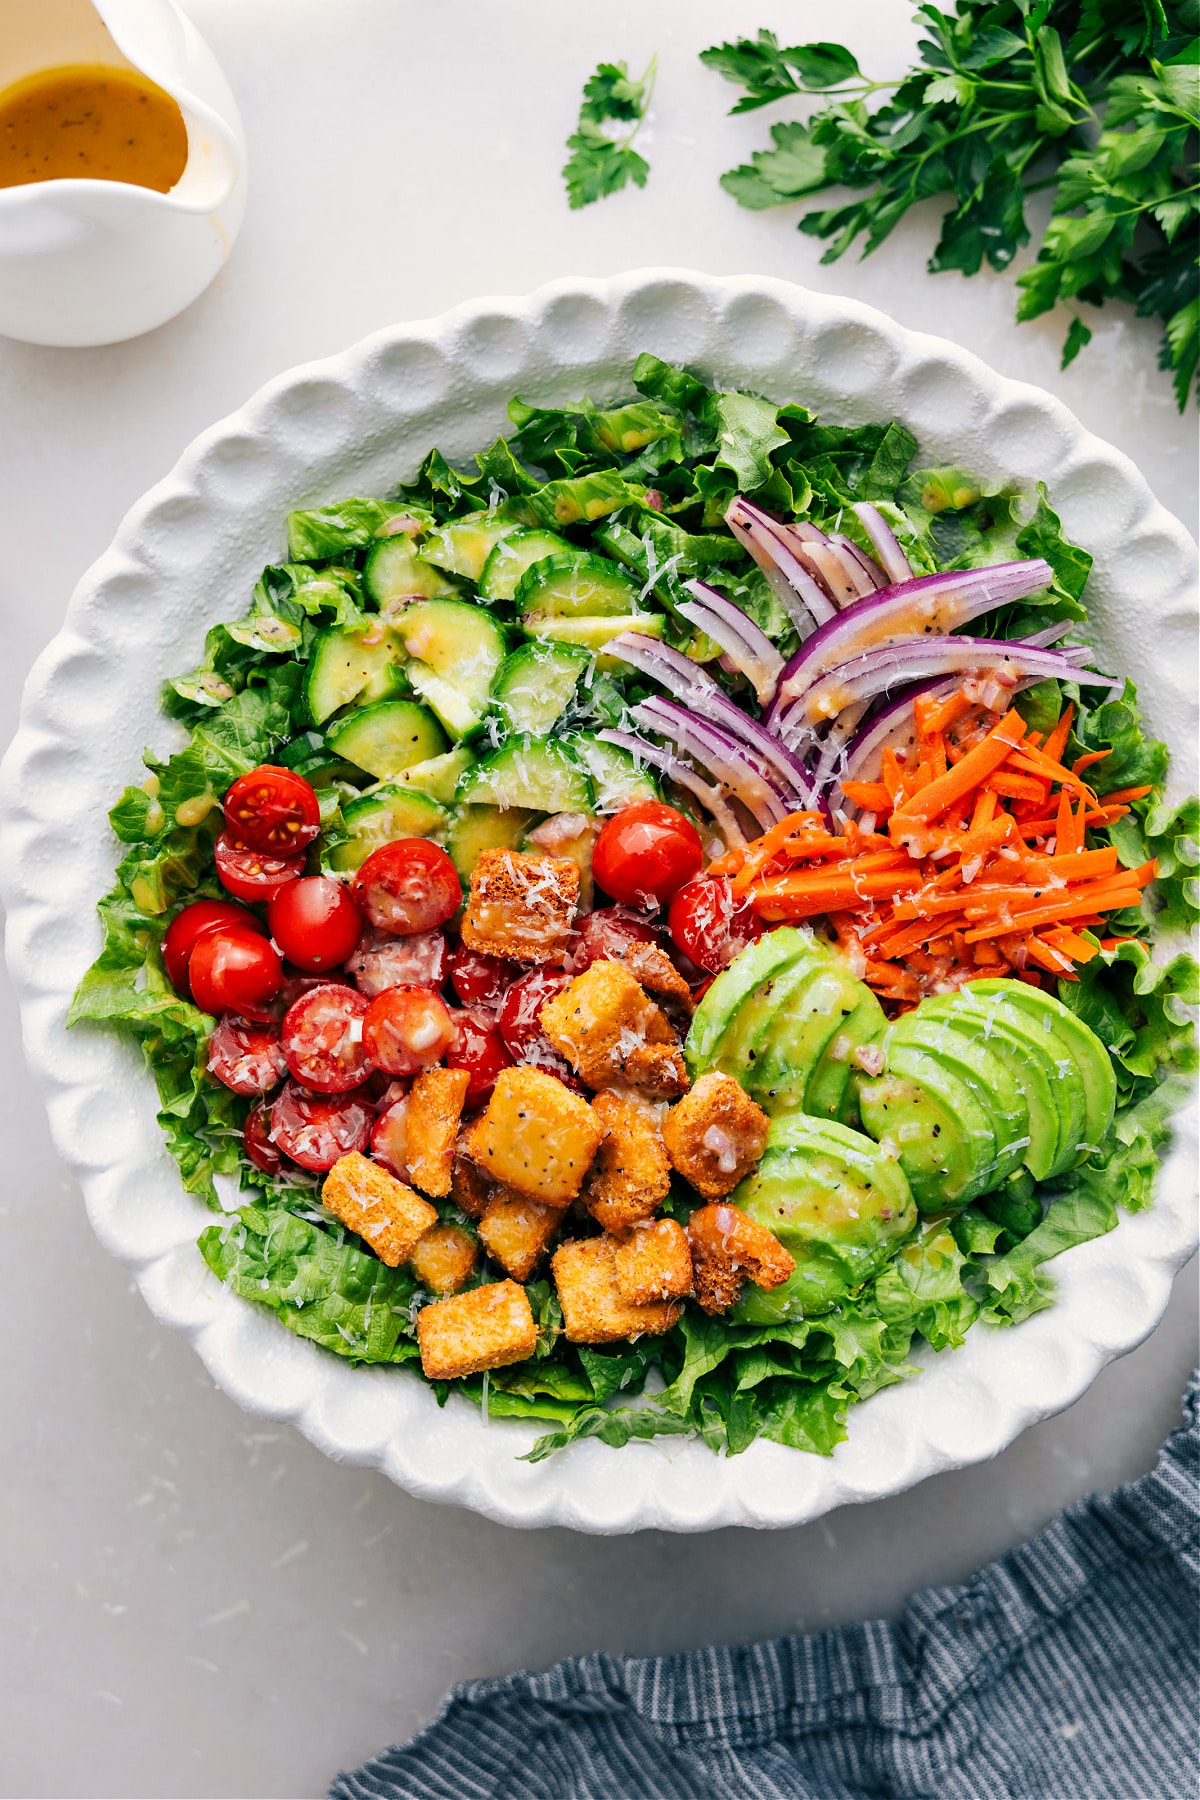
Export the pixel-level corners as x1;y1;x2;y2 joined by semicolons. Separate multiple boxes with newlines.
1095;784;1154;805
1042;703;1075;765
889;709;1025;828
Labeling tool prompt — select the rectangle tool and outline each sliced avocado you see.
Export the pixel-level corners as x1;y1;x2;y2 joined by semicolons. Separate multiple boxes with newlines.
515;552;641;620
731;1114;917;1322
686;928;822;1077
858;1041;998;1212
743;961;867;1113
887;1008;1030;1190
918;990;1063;1182
968;979;1116;1157
479;529;572;602
446;803;538;883
800;987;888;1127
325;700;448;781
362;535;459;605
421;514;519;583
324;785;447;873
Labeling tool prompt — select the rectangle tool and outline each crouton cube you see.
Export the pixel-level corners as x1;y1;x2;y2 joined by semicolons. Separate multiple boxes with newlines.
584;1088;671;1232
552;1236;683;1344
409;1222;478;1295
450;1151;494;1220
405;1068;471;1197
416;1279;537;1379
463;1066;602;1206
539;960;688;1095
613;1218;693;1305
322;1152;437;1268
461;848;579;965
478;1193;561;1282
662;1071;769;1198
686;1202;796;1315
616;939;694;1006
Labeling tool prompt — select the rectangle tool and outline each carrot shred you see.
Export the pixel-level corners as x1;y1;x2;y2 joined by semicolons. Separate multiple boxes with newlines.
841;780;892;813
1072;749;1110;776
1095;784;1154;805
1042;703;1075;765
890;709;1025;828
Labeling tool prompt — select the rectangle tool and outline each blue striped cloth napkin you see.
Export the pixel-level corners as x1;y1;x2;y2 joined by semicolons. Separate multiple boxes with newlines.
331;1371;1199;1800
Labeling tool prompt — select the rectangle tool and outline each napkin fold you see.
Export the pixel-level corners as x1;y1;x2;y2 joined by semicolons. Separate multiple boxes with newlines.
331;1371;1199;1800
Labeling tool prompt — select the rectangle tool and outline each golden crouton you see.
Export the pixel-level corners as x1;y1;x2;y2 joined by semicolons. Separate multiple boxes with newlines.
322;1152;437;1268
662;1071;770;1198
539;960;688;1096
686;1202;796;1315
409;1222;478;1294
405;1068;471;1197
461;848;579;965
616;939;694;1006
416;1279;538;1379
478;1193;561;1282
464;1066;603;1206
449;1151;494;1219
552;1236;683;1344
583;1088;671;1232
613;1218;693;1305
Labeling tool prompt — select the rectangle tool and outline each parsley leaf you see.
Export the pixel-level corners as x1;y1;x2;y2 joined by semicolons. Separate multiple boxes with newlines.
562;56;656;210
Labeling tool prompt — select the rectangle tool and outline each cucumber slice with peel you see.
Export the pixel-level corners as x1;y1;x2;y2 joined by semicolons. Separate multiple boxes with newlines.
362;536;459;605
304;625;404;727
491;642;592;734
447;804;538;883
569;735;659;812
479;530;572;601
392;599;508;739
522;612;664;668
325;700;447;781
421;515;519;583
456;738;592;813
515;553;641;619
324;785;447;873
392;746;476;805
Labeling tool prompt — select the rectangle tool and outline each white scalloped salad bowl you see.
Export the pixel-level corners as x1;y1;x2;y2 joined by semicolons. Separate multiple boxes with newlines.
2;271;1197;1533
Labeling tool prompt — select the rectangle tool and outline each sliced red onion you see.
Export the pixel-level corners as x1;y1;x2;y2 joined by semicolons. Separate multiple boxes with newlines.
808;700;872;792
605;632;818;803
678;580;784;706
765;559;1055;726
773;634;1119;740
851;503;913;585
631;697;794;830
830;535;888;594
597;728;748;848
724;498;836;634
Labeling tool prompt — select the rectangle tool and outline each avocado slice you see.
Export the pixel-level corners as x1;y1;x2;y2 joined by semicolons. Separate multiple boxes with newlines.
968;979;1116;1157
731;1114;917;1322
685;928;822;1077
802;988;888;1127
748;965;877;1118
887;1009;1030;1191
923;989;1072;1181
859;1041;999;1213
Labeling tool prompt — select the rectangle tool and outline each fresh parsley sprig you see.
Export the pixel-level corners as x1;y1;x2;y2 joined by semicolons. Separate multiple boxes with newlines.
562;56;657;210
703;3;1200;408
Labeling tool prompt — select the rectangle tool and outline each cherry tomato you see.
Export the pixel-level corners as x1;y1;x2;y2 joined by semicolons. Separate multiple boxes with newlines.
371;1096;410;1177
267;875;362;973
244;1101;284;1175
280;984;373;1093
223;764;321;855
496;968;575;1081
448;945;517;1009
349;928;448;998
206;1014;288;1095
592;801;703;909
189;927;283;1020
215;829;306;904
570;906;659;973
363;986;456;1075
353;839;461;935
269;1082;374;1172
668;876;765;974
446;1007;514;1106
162;899;260;994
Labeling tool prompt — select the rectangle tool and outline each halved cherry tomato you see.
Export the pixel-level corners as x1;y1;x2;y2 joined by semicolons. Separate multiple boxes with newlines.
206;1014;288;1095
269;1082;374;1171
446;1007;514;1105
570;906;659;972
162;899;260;994
280;984;373;1093
496;968;575;1081
363;986;456;1075
349;928;448;998
267;875;362;973
189;927;283;1020
215;829;305;904
223;764;321;855
244;1101;284;1175
668;876;765;974
353;839;461;935
592;801;703;909
371;1096;410;1176
448;945;517;1009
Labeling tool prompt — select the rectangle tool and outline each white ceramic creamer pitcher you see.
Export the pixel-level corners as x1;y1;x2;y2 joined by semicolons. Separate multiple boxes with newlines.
0;0;245;346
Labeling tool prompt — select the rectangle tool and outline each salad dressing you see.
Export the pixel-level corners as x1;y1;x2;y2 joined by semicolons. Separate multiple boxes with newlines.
0;63;188;191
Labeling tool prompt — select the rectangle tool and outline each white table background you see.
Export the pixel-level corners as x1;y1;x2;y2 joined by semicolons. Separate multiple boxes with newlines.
1;5;1196;1795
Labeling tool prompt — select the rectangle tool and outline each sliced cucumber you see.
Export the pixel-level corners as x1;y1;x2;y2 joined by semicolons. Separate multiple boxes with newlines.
522;612;664;669
325;700;448;782
392;599;508;739
515;552;642;620
456;738;593;813
393;745;476;805
479;530;572;602
325;785;447;873
304;625;404;727
420;514;518;583
362;535;459;607
491;642;592;734
570;734;659;812
447;803;538;882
